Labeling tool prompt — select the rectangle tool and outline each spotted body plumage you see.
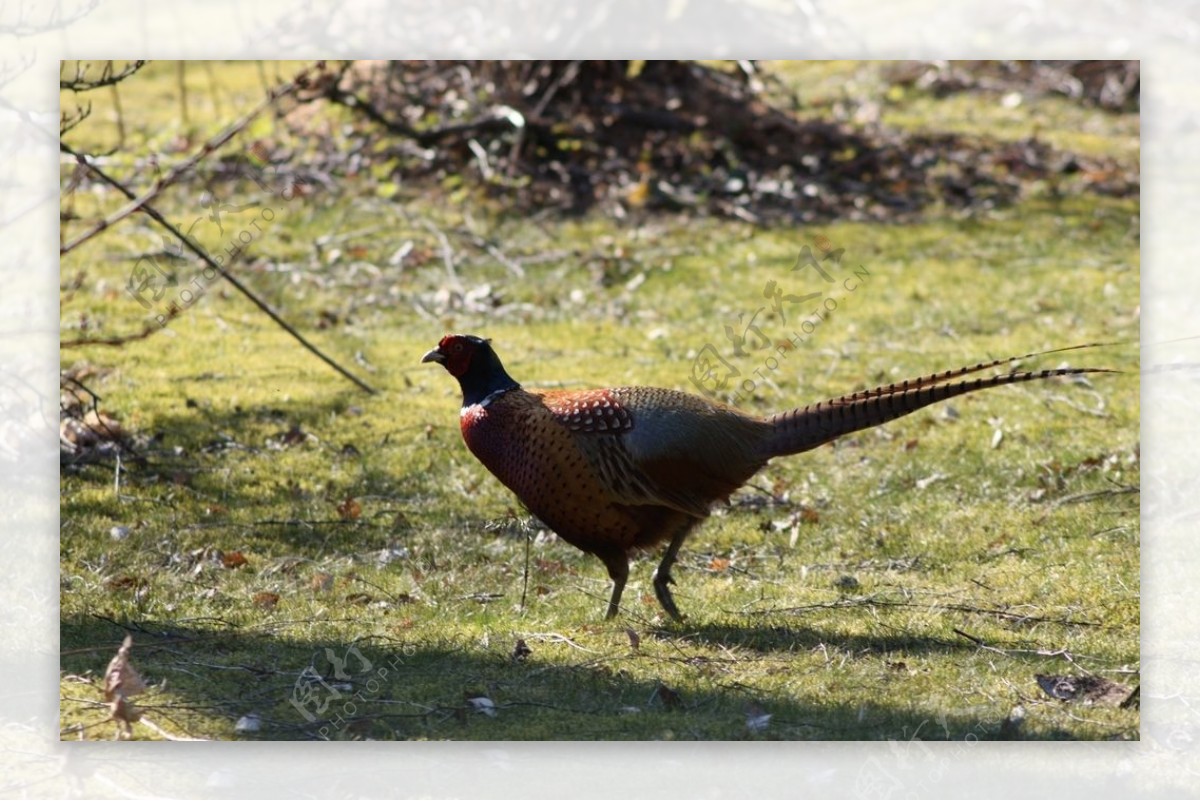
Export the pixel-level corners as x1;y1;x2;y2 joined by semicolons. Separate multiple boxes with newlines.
553;389;634;433
424;334;1111;621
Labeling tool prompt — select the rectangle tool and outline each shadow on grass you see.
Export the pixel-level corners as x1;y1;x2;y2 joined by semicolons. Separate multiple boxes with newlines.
60;390;445;555
60;394;1134;741
61;612;1086;742
667;619;970;658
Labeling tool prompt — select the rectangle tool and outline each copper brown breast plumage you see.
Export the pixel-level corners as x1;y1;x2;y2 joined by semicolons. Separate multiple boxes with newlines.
423;334;1111;621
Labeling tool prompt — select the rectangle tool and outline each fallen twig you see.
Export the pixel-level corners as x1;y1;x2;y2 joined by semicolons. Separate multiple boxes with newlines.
61;321;164;348
137;715;209;741
1048;485;1139;509
60;140;376;395
953;628;1105;666
760;595;1101;628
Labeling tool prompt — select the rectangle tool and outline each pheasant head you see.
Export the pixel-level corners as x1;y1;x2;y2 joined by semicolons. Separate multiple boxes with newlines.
422;334;520;407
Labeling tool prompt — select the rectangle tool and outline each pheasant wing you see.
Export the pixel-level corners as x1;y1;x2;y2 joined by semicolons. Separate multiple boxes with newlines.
540;387;770;517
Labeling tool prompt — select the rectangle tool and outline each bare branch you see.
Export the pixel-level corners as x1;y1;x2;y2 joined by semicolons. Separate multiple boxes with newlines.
61;320;165;349
60;61;328;257
60;60;148;92
324;83;521;148
59;101;92;136
60;140;377;395
0;0;99;36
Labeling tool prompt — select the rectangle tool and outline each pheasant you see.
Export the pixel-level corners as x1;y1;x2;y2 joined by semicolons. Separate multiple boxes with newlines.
423;334;1109;622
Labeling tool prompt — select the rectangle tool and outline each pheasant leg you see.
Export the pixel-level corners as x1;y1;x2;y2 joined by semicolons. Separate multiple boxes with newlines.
601;551;629;619
652;526;693;622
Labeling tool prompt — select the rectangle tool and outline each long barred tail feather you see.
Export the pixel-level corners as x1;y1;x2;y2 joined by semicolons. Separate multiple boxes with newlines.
829;342;1117;403
762;359;1115;460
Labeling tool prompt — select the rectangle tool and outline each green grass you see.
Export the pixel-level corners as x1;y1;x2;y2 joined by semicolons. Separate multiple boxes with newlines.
60;61;1139;741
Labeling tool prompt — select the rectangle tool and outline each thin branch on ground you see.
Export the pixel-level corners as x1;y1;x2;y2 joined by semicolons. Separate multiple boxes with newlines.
60;141;376;395
61;321;165;349
1048;484;1138;509
137;715;208;741
758;595;1101;628
953;628;1106;666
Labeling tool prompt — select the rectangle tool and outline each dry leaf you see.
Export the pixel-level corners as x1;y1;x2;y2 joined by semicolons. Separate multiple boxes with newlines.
104;635;145;739
276;425;307;447
535;558;569;575
336;497;362;520
59;419;92;448
248;141;271;162
310;571;334;592
467;696;497;717
105;635;146;699
800;506;820;524
221;551;248;569
84;409;123;440
651;682;682;710
1035;674;1134;706
709;557;730;572
252;591;281;609
105;575;143;591
625;180;650;208
271;556;305;575
511;639;532;662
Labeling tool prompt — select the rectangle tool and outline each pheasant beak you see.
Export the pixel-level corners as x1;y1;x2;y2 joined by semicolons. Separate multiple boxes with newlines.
421;347;447;365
